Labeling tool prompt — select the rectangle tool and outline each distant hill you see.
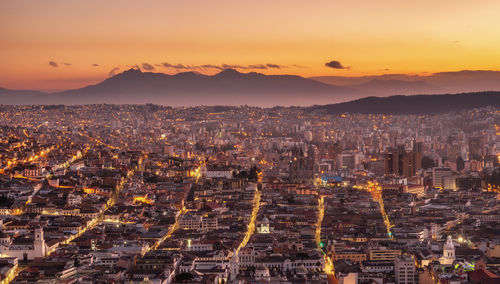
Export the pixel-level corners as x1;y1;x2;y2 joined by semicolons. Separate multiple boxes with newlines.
0;69;355;106
349;79;441;95
2;69;500;107
309;92;500;115
0;88;47;104
310;70;500;95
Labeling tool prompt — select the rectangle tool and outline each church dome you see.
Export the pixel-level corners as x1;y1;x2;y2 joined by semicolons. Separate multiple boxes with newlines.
444;235;455;251
255;263;270;278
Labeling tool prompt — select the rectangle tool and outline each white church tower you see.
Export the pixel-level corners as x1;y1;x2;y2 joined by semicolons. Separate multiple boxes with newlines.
440;235;455;265
34;227;47;258
230;249;239;281
258;217;270;234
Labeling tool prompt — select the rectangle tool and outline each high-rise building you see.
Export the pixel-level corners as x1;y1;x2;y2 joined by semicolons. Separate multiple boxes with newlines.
337;152;362;170
468;136;484;160
384;146;421;177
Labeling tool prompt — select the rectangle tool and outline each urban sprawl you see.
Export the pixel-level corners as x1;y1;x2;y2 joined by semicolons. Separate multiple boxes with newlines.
0;104;498;284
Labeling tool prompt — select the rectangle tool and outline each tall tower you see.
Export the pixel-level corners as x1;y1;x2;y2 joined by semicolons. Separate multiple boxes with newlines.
34;227;46;258
230;249;239;281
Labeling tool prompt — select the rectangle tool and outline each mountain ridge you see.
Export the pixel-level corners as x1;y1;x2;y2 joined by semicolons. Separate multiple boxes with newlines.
1;69;500;107
308;91;500;115
0;68;356;106
310;70;500;95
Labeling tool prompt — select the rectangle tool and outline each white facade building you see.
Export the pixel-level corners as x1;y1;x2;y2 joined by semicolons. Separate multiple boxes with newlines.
0;227;47;261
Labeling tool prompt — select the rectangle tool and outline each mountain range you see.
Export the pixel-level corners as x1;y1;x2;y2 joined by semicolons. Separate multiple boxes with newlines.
310;70;500;95
1;69;500;106
0;69;354;106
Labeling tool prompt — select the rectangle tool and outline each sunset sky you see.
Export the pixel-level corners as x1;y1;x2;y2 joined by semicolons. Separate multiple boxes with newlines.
1;0;500;91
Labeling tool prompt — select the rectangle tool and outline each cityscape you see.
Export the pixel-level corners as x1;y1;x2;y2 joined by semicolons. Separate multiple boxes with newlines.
1;1;500;284
0;105;497;283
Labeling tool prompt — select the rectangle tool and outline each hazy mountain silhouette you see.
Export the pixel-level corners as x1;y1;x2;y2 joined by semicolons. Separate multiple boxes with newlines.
2;69;500;106
309;91;500;115
349;79;440;95
310;70;500;95
0;88;47;104
0;69;355;106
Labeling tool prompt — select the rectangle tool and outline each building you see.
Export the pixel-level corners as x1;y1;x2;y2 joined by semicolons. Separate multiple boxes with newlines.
22;166;40;177
403;185;425;198
456;176;482;190
442;175;457;190
337;152;362;170
331;250;367;263
179;214;218;232
179;214;202;230
254;263;271;282
439;235;456;265
395;255;416;284
369;249;402;261
0;228;47;261
205;166;233;179
257;217;270;234
433;167;452;189
385;147;421;177
288;146;315;183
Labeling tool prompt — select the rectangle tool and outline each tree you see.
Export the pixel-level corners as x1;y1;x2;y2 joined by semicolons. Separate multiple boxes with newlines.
421;156;435;169
484;168;500;186
0;196;14;207
175;272;194;283
456;156;465;172
248;165;259;181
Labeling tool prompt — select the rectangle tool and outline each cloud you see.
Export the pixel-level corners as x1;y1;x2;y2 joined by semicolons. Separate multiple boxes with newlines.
159;62;290;72
248;64;267;70
266;64;283;69
200;64;223;70
141;62;155;71
325;60;349;70
63;62;72;66
161;62;191;70
92;63;99;67
222;64;246;69
49;61;58;68
108;67;120;76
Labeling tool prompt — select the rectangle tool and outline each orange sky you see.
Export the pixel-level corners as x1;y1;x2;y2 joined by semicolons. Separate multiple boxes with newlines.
1;0;500;90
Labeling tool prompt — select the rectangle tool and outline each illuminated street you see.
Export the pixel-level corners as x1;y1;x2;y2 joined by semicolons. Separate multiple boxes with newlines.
236;183;261;253
366;181;394;239
316;195;336;284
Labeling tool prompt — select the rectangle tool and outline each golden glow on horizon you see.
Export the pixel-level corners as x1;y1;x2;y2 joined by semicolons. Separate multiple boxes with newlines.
1;0;500;90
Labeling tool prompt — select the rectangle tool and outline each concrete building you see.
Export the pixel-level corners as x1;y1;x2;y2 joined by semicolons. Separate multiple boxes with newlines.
433;167;452;189
395;255;416;284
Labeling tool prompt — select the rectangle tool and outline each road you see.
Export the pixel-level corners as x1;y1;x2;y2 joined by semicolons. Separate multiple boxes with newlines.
366;181;393;239
315;195;337;284
236;183;261;254
146;206;187;254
